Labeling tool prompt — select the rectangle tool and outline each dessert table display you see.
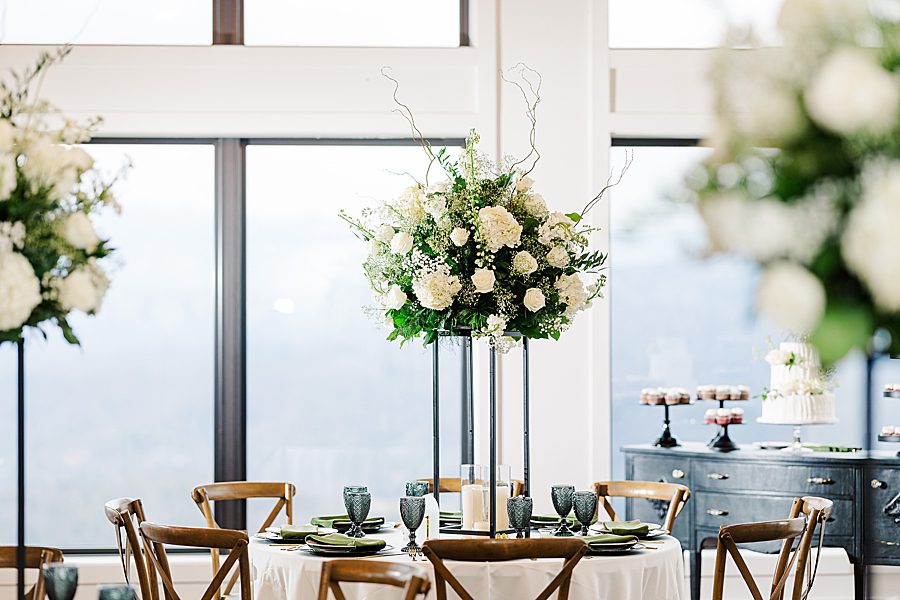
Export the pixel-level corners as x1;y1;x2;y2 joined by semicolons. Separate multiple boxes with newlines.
249;528;687;600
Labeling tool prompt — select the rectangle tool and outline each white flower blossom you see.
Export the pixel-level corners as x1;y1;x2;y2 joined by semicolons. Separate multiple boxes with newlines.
523;288;545;312
21;140;93;201
381;284;408;310
56;259;109;314
555;273;588;317
0;120;14;152
546;246;570;268
423;194;447;219
390;231;414;255
471;268;496;294
537;212;575;246
374;224;395;243
523;193;549;219
765;349;794;366
0;154;16;200
0;251;41;330
756;261;826;334
413;266;461;310
478;205;522;252
395;185;426;221
485;314;507;335
60;212;101;252
0;221;25;254
515;176;534;192
450;227;470;247
512;251;538;275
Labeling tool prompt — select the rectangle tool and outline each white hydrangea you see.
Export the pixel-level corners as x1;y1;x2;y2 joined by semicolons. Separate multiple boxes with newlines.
374;224;395;243
381;284;407;310
523;288;545;312
484;314;507;336
512;250;538;275
555;273;587;317
537;212;575;246
477;205;522;252
0;119;14;152
413;266;461;310
0;251;41;330
390;231;414;255
423;194;447;219
523;193;549;219
0;154;17;201
0;221;26;254
805;47;899;135
450;227;470;247
56;259;109;314
471;268;496;293
21;140;93;201
546;246;570;268
60;212;101;252
395;185;426;221
756;261;826;334
842;160;900;311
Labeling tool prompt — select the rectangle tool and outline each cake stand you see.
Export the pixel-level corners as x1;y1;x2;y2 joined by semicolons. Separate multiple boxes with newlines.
756;418;838;453
700;397;746;453
646;401;693;448
880;388;900;456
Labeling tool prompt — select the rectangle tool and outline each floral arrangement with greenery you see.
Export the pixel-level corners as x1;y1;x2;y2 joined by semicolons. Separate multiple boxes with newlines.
684;0;900;364
0;49;123;345
341;69;625;349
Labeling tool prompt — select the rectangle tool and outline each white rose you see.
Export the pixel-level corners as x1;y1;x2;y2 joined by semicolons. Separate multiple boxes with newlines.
471;268;496;294
545;246;570;268
477;206;522;252
0;251;41;330
382;284;408;310
450;227;470;247
0;120;14;152
842;160;900;311
523;288;546;312
805;47;899;135
374;224;395;243
57;259;109;314
390;231;414;255
756;261;826;334
413;267;462;311
512;250;538;275
60;212;101;252
0;154;15;200
765;349;792;366
516;176;534;192
367;239;381;256
523;193;549;219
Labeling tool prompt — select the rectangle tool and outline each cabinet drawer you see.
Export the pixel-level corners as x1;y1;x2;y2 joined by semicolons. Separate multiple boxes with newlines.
693;459;854;497
630;455;690;485
866;467;900;558
695;492;854;537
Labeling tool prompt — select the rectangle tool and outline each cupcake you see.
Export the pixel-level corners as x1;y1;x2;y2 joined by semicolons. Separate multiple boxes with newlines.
704;409;716;424
646;388;661;404
716;408;731;425
665;389;680;405
697;385;715;400
729;386;742;400
882;425;896;436
715;385;731;401
640;388;652;404
730;407;744;424
738;385;750;400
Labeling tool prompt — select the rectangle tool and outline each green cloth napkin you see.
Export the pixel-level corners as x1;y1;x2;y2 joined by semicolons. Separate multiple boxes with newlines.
531;514;576;525
279;525;318;540
306;533;386;550
604;520;650;536
583;533;638;547
440;511;462;520
310;515;385;529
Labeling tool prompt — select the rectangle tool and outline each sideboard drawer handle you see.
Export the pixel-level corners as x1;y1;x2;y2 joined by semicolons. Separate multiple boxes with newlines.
879;540;900;547
706;473;729;480
872;479;887;489
807;477;835;485
671;469;685;479
706;509;729;517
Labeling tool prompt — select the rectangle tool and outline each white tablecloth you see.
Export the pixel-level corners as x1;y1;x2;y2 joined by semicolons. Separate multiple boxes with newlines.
250;530;687;600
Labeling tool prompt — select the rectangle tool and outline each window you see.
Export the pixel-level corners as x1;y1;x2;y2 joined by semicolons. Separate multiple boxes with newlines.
608;0;783;48
11;144;216;549
609;145;864;480
245;144;464;525
244;0;461;47
0;0;211;45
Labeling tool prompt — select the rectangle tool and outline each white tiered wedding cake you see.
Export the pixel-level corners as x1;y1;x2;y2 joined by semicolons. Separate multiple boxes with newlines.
758;342;836;425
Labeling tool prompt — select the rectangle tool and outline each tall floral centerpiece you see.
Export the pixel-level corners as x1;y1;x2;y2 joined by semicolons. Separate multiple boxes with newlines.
340;129;612;350
684;0;900;364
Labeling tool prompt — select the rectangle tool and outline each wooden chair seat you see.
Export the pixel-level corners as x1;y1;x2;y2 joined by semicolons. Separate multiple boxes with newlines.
0;546;64;600
317;560;430;600
592;480;691;532
422;538;587;600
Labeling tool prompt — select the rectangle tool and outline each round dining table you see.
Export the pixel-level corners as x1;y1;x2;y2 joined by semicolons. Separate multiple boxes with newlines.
249;528;687;600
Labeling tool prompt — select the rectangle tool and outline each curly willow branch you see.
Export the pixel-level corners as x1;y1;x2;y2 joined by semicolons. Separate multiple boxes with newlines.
380;67;437;183
501;62;542;177
579;149;634;218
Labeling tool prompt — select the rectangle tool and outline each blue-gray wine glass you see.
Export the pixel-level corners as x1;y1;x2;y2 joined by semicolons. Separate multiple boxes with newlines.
400;496;426;554
573;491;598;536
43;563;78;600
550;484;575;537
97;584;136;600
345;491;371;538
507;496;533;538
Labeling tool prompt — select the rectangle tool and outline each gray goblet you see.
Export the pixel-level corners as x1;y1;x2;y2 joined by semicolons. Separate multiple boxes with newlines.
550;484;575;537
43;563;78;600
400;496;426;555
343;485;368;508
97;584;136;600
405;481;429;497
573;491;598;536
345;491;371;538
507;496;533;538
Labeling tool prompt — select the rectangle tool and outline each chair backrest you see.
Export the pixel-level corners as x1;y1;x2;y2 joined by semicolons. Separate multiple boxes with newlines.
770;496;834;600
711;516;809;600
0;546;64;600
423;538;587;600
104;497;158;600
317;559;430;600
592;480;691;532
192;481;294;598
139;523;251;600
417;478;526;496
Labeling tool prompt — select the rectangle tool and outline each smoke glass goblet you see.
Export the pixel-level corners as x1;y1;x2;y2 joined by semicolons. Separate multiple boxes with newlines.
550;484;575;537
43;563;78;600
344;491;371;538
400;496;426;556
97;584;136;600
573;491;598;536
405;481;429;497
507;496;533;538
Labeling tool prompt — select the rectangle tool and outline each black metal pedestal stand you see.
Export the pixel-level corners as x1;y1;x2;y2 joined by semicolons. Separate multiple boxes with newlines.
16;337;25;600
432;332;531;538
706;399;741;453
650;403;686;448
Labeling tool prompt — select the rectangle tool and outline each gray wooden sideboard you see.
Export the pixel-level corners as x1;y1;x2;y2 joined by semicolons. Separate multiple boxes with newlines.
623;443;900;600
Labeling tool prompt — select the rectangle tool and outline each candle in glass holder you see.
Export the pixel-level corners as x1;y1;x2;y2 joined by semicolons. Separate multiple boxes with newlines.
461;483;485;530
494;483;511;531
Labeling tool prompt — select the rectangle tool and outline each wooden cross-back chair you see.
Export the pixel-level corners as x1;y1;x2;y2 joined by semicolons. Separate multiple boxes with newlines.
592;480;691;532
711;513;821;600
317;560;430;600
140;523;251;600
769;496;834;600
422;538;587;600
104;497;158;600
0;546;63;600
416;478;526;496
192;481;294;598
